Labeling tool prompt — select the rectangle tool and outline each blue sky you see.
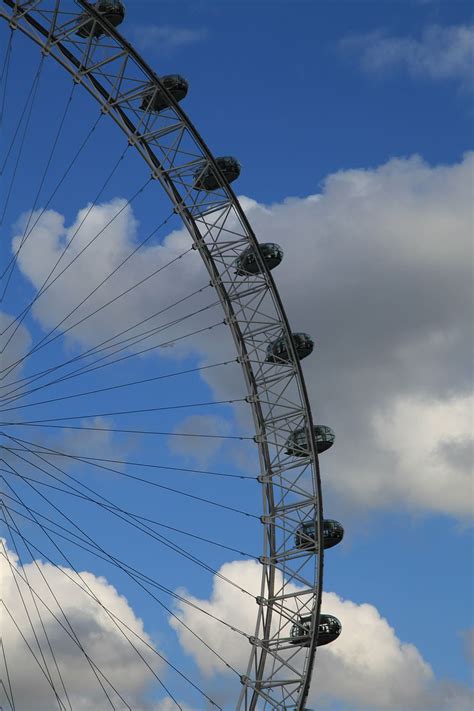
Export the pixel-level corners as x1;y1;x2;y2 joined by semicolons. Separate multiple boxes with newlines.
127;0;473;199
0;1;473;709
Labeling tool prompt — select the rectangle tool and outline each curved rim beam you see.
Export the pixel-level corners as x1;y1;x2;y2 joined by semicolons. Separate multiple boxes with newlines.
0;1;326;707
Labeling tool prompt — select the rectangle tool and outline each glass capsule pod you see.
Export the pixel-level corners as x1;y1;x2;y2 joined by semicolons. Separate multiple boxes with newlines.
140;75;189;113
290;613;341;647
76;0;125;38
234;242;283;276
194;156;241;191
266;332;314;364
295;519;344;551
285;425;335;457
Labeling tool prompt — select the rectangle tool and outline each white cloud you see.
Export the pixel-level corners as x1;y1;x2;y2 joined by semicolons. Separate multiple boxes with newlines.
11;197;209;356
0;415;141;494
47;416;141;472
340;24;474;88
13;153;474;520
0;310;32;387
167;414;231;467
131;25;208;55
153;699;198;711
0;539;164;710
371;394;473;517
170;559;261;678
205;154;474;520
311;592;433;710
170;559;473;710
462;628;474;667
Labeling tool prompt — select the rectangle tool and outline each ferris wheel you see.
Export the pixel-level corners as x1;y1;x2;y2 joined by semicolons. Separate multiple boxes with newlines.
0;2;344;708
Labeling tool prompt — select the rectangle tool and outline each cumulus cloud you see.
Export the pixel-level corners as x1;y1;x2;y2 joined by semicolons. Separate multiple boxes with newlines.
53;415;139;460
254;155;471;518
11;197;211;356
205;154;474;520
13;153;474;520
0;310;32;387
371;394;473;517
167;414;231;467
339;24;474;89
170;559;474;710
0;539;164;710
170;559;261;678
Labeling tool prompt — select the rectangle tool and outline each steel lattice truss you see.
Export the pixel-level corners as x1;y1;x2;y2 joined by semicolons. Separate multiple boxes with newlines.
0;2;327;708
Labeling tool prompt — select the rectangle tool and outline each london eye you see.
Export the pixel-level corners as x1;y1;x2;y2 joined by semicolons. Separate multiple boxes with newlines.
0;2;343;708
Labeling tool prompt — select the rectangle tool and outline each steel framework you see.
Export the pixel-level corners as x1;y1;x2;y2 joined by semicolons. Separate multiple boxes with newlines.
0;2;328;707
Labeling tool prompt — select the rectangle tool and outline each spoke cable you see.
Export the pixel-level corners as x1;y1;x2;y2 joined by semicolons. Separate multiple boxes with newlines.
0;314;226;406
0;397;245;420
1;483;256;559
0;481;229;708
3;431;255;480
1;496;184;710
0;28;13;131
18;213;190;364
0;542;124;710
0;629;16;711
0;108;103;302
0;486;246;688
0;524;219;709
0;129;129;352
0;55;45;245
1;419;253;439
0;52;41;178
0;538;66;711
2;491;254;644
0;679;15;711
13;308;225;399
0;281;212;402
0;16;283;705
0;81;77;302
2;435;258;521
0;504;124;711
0;504;73;711
0;356;230;417
1;445;259;593
1;599;69;710
0;175;153;374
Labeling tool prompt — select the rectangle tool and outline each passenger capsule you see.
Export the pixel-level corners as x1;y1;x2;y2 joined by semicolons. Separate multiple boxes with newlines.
295;519;344;551
76;0;125;38
266;332;314;364
290;614;341;647
194;156;241;191
234;242;283;276
285;425;335;457
140;75;189;113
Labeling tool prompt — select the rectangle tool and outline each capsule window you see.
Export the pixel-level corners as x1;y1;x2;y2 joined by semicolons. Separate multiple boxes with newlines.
194;156;241;191
266;332;314;364
286;425;335;457
140;75;188;113
76;0;125;38
234;243;283;276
